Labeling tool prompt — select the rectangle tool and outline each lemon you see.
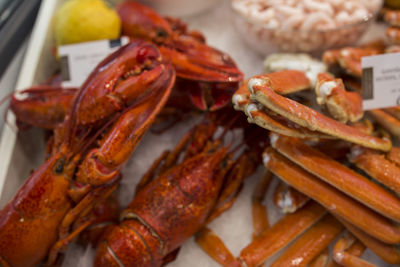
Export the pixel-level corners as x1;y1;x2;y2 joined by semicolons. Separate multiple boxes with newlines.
55;0;121;45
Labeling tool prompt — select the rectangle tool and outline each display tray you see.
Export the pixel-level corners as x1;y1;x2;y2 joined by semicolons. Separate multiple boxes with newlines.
0;0;395;266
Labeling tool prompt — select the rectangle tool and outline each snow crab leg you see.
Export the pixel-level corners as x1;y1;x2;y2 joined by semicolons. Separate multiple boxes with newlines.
270;134;400;222
263;146;400;244
245;71;391;151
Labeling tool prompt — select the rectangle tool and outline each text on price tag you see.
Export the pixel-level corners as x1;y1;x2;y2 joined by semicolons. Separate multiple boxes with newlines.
362;52;400;110
58;37;130;88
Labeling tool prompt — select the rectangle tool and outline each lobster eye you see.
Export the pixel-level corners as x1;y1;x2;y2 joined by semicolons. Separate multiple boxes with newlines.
156;28;168;38
53;159;65;174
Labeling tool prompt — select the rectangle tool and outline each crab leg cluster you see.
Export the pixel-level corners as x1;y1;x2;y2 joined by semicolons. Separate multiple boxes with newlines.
233;70;391;151
323;42;400;139
187;61;400;266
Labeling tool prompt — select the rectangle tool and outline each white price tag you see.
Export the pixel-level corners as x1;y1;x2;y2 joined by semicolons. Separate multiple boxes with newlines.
58;37;130;88
362;52;400;110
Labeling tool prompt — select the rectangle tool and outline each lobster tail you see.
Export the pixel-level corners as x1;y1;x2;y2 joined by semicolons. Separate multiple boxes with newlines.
95;147;230;266
96;221;164;267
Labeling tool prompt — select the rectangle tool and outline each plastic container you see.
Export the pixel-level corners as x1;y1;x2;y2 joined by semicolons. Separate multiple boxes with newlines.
139;0;221;17
231;0;383;55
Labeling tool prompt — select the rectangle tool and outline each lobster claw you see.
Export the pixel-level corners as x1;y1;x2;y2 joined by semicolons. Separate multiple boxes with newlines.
10;86;77;129
117;1;243;111
117;1;173;44
117;1;243;83
158;39;243;83
71;41;173;126
76;64;175;186
183;80;238;111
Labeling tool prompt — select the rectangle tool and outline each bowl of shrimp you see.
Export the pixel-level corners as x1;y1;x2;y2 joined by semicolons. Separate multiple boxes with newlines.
231;0;383;55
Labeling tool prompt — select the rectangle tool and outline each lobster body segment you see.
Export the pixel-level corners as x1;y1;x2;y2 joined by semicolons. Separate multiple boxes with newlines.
0;40;177;266
95;148;229;266
0;153;73;267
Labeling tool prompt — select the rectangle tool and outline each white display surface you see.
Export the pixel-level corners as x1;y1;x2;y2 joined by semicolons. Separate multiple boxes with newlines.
0;0;395;266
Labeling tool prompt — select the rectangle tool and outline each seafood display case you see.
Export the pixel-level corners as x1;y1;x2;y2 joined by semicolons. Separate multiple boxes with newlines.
0;0;398;266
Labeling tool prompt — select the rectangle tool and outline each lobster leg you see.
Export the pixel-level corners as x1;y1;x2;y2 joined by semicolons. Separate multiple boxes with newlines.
160;128;193;172
136;122;217;196
252;171;272;238
136;150;170;195
205;187;242;225
195;227;242;267
270;214;344;267
205;157;244;224
59;180;119;240
264;147;400;244
331;232;374;267
136;121;215;195
47;181;119;265
78;191;120;247
162;247;181;266
47;220;94;266
213;155;245;205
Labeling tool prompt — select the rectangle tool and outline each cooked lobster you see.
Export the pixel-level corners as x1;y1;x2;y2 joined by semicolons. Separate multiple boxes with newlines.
0;40;175;267
94;116;265;266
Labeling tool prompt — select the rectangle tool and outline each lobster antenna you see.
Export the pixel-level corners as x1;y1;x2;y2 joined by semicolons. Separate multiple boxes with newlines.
0;91;17;128
3;102;19;133
0;91;15;107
